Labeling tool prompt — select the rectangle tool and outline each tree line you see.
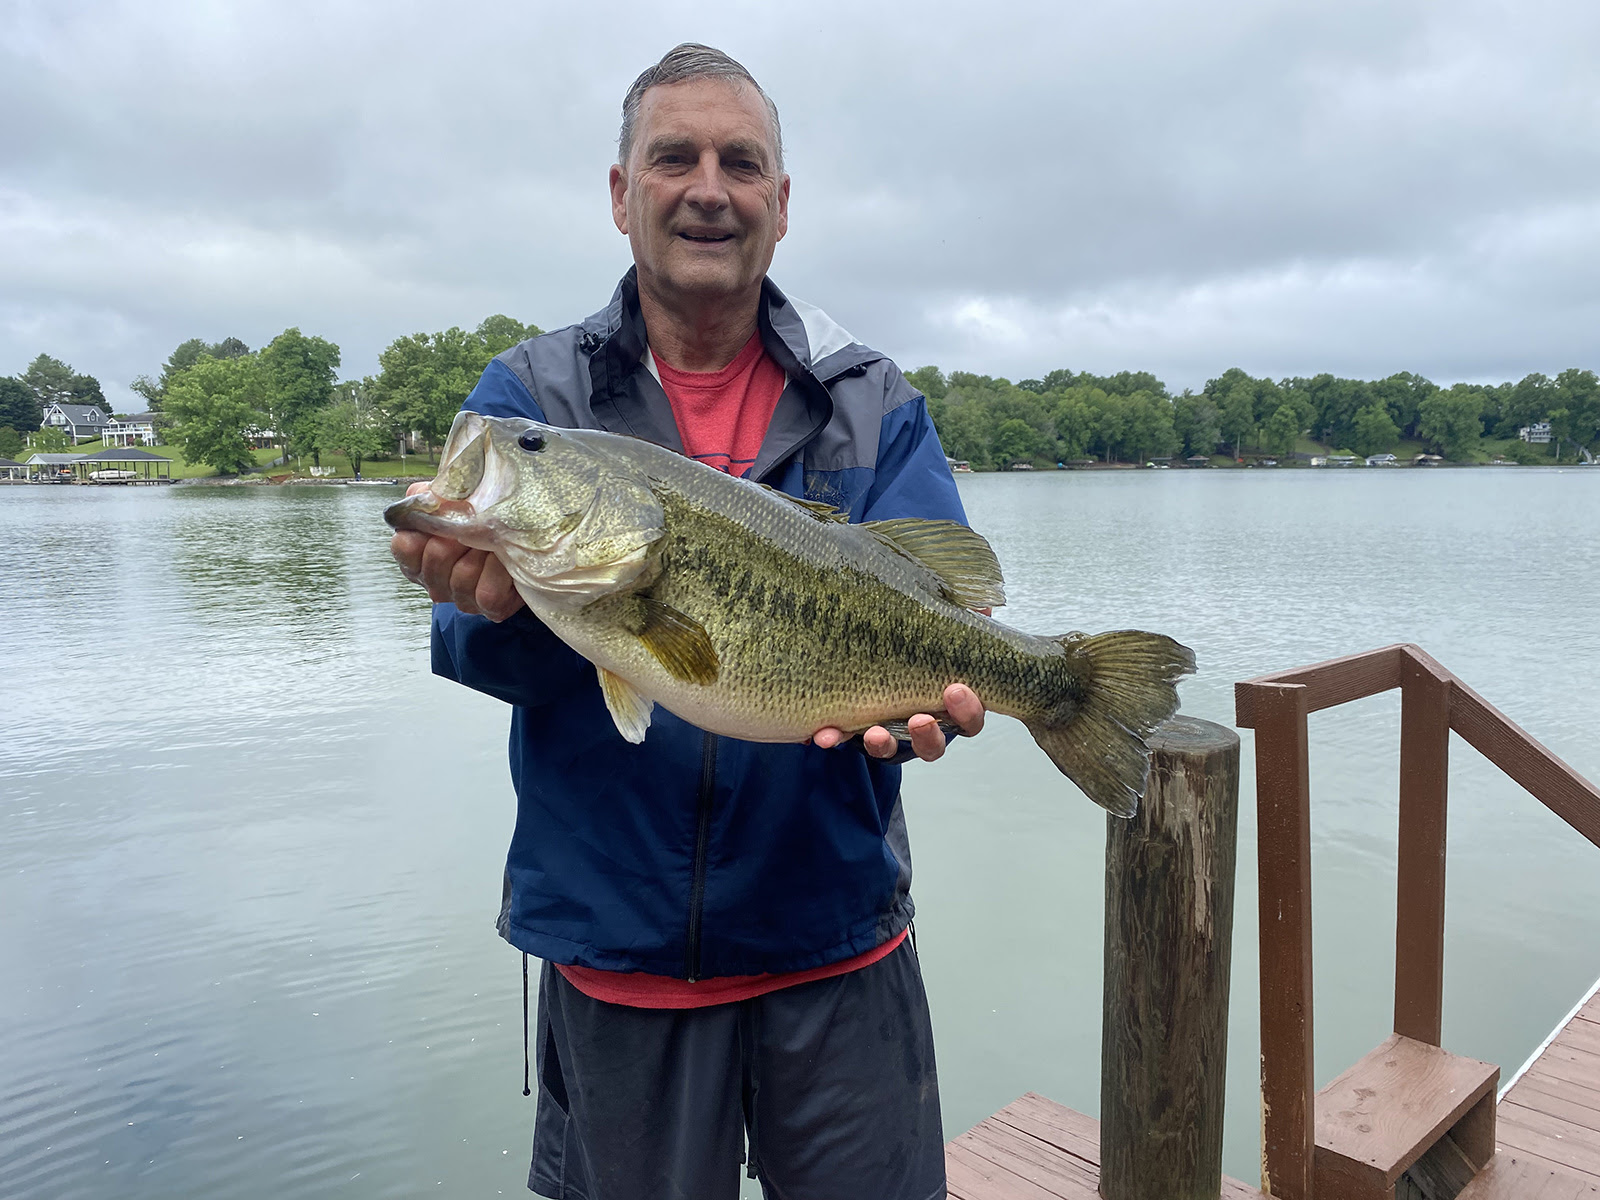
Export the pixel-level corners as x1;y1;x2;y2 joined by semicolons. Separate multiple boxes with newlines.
908;365;1600;468
3;333;1595;473
0;316;541;473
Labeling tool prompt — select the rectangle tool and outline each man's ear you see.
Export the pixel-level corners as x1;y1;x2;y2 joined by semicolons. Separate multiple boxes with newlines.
776;173;790;242
610;163;629;235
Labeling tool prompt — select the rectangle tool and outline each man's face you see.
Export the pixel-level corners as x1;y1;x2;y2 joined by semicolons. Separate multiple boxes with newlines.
610;77;790;305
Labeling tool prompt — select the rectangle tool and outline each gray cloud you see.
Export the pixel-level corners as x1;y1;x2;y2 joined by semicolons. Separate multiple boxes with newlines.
3;0;1597;403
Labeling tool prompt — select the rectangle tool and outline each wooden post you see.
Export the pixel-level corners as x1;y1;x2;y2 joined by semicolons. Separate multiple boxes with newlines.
1395;653;1452;1045
1100;716;1241;1200
1247;682;1316;1200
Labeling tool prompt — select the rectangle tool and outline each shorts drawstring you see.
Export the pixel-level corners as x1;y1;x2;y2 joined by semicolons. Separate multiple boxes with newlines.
522;952;532;1097
739;999;762;1180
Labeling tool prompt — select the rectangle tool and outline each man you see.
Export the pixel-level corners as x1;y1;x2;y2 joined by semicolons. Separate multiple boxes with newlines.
390;43;982;1200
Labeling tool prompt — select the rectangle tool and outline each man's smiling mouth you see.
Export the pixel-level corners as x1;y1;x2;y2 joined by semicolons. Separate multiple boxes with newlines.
678;232;734;243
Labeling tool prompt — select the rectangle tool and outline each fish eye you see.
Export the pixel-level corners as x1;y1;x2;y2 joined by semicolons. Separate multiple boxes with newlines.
518;431;547;453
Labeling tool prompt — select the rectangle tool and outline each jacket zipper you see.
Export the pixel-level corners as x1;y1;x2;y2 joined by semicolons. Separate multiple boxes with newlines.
684;732;718;982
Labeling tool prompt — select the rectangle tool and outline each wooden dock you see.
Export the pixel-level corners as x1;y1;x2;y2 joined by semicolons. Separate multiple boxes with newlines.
948;980;1600;1199
1467;981;1600;1198
946;1093;1267;1199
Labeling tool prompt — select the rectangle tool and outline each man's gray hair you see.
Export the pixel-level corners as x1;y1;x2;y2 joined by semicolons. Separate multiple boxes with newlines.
618;43;783;172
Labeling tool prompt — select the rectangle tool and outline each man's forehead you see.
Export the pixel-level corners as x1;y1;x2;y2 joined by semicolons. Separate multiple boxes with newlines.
635;78;776;153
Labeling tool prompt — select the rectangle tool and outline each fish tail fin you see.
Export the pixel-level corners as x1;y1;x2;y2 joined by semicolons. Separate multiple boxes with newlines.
1025;630;1196;819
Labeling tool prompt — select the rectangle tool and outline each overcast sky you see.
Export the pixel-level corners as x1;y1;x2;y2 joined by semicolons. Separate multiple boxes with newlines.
3;0;1597;405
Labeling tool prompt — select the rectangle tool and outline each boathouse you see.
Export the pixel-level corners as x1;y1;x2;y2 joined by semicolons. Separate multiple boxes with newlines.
71;447;174;484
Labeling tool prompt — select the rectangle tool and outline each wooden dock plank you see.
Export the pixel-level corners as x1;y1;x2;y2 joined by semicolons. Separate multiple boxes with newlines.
945;1093;1267;1199
1497;981;1600;1191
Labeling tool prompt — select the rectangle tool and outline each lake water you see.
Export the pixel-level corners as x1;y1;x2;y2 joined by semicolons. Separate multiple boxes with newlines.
3;468;1598;1197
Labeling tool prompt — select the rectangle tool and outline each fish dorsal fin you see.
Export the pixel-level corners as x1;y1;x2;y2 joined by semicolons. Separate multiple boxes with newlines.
597;666;653;743
755;482;850;523
862;518;1007;610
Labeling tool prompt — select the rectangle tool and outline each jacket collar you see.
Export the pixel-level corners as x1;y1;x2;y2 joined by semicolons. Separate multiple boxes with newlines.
582;269;838;485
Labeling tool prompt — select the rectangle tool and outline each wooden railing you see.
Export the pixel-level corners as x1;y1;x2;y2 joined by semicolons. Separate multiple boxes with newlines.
1235;644;1600;1199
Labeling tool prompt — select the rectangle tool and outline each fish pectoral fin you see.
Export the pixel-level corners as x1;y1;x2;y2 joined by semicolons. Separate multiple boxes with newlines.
636;599;720;686
597;667;653;743
861;518;1008;610
877;714;964;742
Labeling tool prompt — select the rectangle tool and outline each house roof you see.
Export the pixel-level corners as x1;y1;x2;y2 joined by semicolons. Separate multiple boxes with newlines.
0;457;22;468
47;402;107;425
76;447;172;462
110;412;157;424
28;453;84;464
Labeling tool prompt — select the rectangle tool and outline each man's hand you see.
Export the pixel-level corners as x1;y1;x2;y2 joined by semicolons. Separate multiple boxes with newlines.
812;683;986;763
389;481;525;621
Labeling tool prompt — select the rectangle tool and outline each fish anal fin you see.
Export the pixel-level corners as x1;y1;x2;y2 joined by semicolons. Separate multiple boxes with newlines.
597;666;653;743
877;714;963;743
637;598;719;686
862;518;1007;610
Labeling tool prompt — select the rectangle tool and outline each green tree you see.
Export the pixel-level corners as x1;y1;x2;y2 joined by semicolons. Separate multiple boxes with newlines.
0;377;41;430
29;425;73;453
1350;404;1401;457
314;380;388;478
992;418;1043;466
1261;404;1302;458
1219;385;1255;459
136;336;254;410
260;328;341;462
164;355;265;473
373;319;543;460
23;354;77;407
0;426;24;459
1171;391;1221;457
905;366;948;401
1417;387;1485;460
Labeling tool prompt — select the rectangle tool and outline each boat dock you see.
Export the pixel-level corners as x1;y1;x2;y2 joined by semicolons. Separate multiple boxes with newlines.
945;644;1600;1200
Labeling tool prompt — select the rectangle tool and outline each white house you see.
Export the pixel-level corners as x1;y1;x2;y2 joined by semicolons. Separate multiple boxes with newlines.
1520;421;1553;444
102;412;158;447
41;401;110;443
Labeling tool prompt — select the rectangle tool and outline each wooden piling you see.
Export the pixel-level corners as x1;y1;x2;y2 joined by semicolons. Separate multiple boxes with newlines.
1100;716;1241;1200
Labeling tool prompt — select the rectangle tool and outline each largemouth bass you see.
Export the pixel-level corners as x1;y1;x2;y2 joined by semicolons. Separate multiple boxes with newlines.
386;411;1195;816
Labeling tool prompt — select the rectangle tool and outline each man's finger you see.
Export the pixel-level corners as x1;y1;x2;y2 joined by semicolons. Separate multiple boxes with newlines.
861;726;900;759
943;683;986;737
906;713;947;762
448;549;490;614
419;535;471;601
390;530;429;583
476;553;525;622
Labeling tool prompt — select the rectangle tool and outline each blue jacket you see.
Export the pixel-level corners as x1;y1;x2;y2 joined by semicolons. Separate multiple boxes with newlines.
432;270;967;979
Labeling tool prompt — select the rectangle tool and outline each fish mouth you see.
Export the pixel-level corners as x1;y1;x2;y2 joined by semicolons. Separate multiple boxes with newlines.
383;490;477;534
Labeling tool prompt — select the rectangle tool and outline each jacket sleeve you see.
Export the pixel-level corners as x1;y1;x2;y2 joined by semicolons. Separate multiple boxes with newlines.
857;385;967;525
429;357;594;709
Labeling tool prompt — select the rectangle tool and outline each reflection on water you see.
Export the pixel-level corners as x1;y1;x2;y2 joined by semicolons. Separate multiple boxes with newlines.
1;471;1597;1197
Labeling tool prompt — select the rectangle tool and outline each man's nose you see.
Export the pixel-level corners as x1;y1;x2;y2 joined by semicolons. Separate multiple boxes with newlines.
683;149;730;209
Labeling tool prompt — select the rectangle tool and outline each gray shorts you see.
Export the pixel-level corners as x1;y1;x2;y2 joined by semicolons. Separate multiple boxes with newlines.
528;938;946;1200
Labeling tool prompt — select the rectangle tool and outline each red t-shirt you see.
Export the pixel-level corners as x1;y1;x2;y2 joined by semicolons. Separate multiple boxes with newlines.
650;331;786;477
554;331;901;1009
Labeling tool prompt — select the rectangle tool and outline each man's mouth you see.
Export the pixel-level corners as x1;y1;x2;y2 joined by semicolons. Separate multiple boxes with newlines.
678;230;735;244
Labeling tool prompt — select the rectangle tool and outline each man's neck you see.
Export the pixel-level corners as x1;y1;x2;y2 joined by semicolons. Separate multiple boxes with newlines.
637;279;762;372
